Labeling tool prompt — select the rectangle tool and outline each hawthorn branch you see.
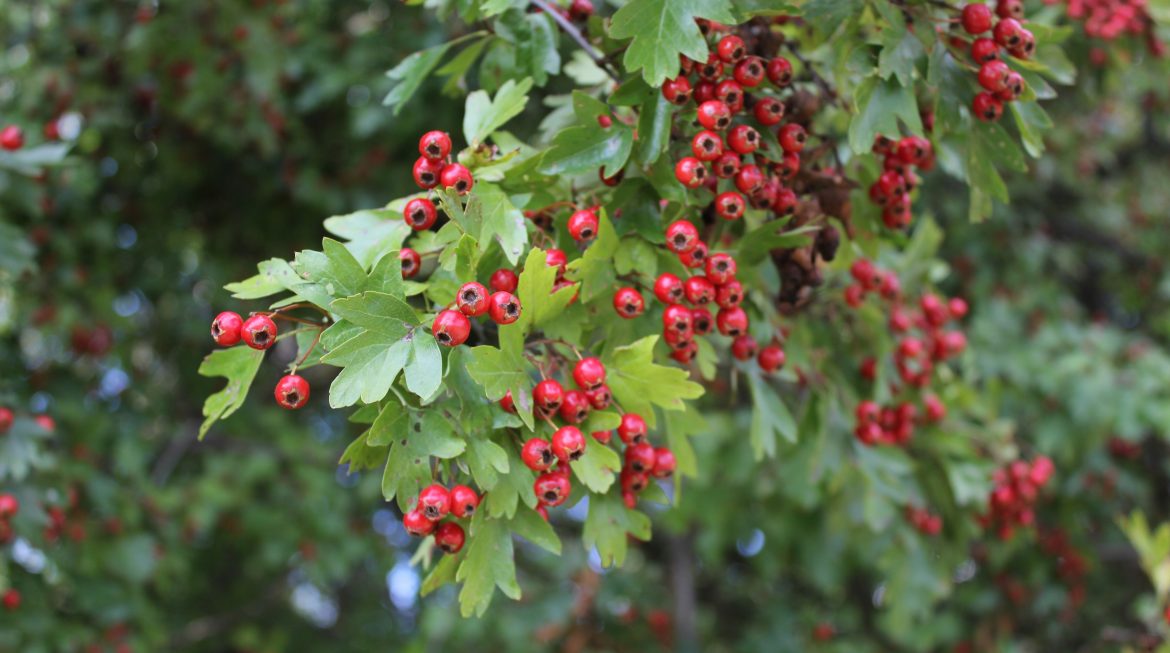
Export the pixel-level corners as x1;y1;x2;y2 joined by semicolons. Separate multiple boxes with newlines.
529;0;622;82
786;44;844;109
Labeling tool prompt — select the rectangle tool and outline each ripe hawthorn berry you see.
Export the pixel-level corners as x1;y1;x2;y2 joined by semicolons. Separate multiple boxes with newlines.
456;282;489;317
716;34;746;63
567;209;599;242
0;494;19;518
696;100;732;131
844;284;865;308
727;125;760;155
663;304;694;335
973;92;1003;121
731;334;758;361
586;384;612;410
734;164;765;194
0;126;23;151
399;248;421;278
621;468;649;493
949;297;969;318
924;394;947;422
978;60;1011;92
674;156;707;188
569;0;594;20
434;522;466;553
778;123;807;153
993;17;1025;49
715;191;746;220
0;407;12;434
997;0;1024;18
559;390;592;423
714;151;741;178
418;484;451;521
777;151;800;181
211;311;243;346
274;374;310;409
499;391;516;413
613;287;645;318
679;241;708;268
716;306;748;337
573;357;606;390
241;314;277;350
439;163;474;195
432;309;471;346
2;589;20;612
625;442;656;474
665;220;700;254
971;38;1000;63
551;426;587;462
1009;29;1035;59
683;276;715;304
618;413;647;445
960;3;994;34
418;130;452;161
33;415;54;433
692;307;714;335
533;379;565;415
715;80;744;112
766;57;793;86
545;249;568;276
1000;71;1026;100
758;345;786;372
534;472;570;507
412;156;442;189
490;268;519;293
403;508;435;536
698;54;723;80
693;79;716;104
734;56;766;87
522;438;556;471
652;447;677;478
715;280;744;309
488;291;521;325
692;130;724;162
896;136;932;167
593;430;612;444
403;197;437;230
706;253;737;285
661;76;693;105
753;97;785;126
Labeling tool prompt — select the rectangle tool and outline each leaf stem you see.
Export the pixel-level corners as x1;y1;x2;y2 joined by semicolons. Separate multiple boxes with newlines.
529;0;622;82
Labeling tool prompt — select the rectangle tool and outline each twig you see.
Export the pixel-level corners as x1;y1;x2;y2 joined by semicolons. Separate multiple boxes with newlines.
530;0;622;82
785;44;845;109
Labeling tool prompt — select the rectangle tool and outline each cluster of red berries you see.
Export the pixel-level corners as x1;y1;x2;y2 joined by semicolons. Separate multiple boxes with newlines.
210;310;310;410
664;32;807;219
867;134;934;229
431;280;522;348
610;220;786;371
954;2;1035;122
904;504;943;536
400;131;477;279
1;124;24;151
1046;0;1163;54
1038;527;1087;609
511;358;676;513
980;456;1055;540
401;483;479;554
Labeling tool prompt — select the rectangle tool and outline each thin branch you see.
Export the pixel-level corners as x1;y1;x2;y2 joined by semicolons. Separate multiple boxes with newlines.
530;0;622;82
786;44;845;109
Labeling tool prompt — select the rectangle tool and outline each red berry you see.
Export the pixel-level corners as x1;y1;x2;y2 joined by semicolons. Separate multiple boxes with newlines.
211;311;243;346
665;220;700;254
997;0;1024;18
0;408;12;434
692;307;714;335
973;92;1003;121
691;130;724;162
715;191;746;220
613;287;645;318
418;484;451;521
33;415;53;433
2;589;20;612
713;151;742;178
412;156;443;189
766;57;793;86
536;505;549;520
399;248;422;278
434;521;466;553
559;390;592;423
625;442;656;474
758;345;786;372
534;472;571;507
456;282;489;317
0;126;23;151
552;426;587;462
488;291;521;325
777;151;800;181
522;438;556;471
439;163;474;195
896;136;932;167
500;391;516;413
403;508;435;536
696;100;732;131
1009;29;1035;59
533;379;565;415
733;56;766;87
432;309;471;346
567;209;599;242
661;76;693;105
949;297;969;319
663;304;694;335
715;280;744;309
993;17;1024;49
978;60;1011;92
618;413;647;445
716;306;748;336
418;130;452;161
241;314;278;350
0;494;19;518
715;80;744;112
844;284;865;308
923;394;947;422
679;241;708;268
621;469;649;494
674;157;708;188
573;357;606;390
274;374;310;409
569;0;594;20
716;34;746;63
734;164;765;194
683;276;715;304
586;384;612;410
654;274;684;304
490;268;518;293
698;54;724;80
705;253;737;285
778;123;807;153
727;125;760;155
971;38;1000;64
1001;71;1026;100
652;447;677;478
731;334;758;361
753;97;785;126
593;430;613;445
960;3;994;34
693;79;716;104
404;197;438;230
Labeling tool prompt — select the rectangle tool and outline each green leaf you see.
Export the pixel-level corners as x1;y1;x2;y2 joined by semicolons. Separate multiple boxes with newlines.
515;248;578;334
253;258;335;309
539;93;634;176
747;372;797;458
609;0;736;85
457;511;522;617
603;336;704;427
848;76;923;154
635;89;674;166
485;443;538;518
475;183;529;265
565;211;619;303
223;272;285;300
803;0;863;30
569;434;622;493
384;32;487;115
613;237;659;279
508;506;561;554
466;335;536;430
463;77;534;146
323;208;412;269
420;552;462;596
495;11;561;86
583;491;651;568
878;29;924;87
376;404;466;509
291;238;368;299
1010;101;1052;158
465;435;511;490
339;432;388;472
197;346;265;439
736;220;818;265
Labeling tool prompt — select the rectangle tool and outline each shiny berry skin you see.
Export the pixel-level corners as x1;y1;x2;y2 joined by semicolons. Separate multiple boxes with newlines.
727;125;759;155
625;442;656;474
652;447;677;478
412;156;443;189
559;390;591;423
403;508;435;536
679;241;708;268
33;415;53;433
993;17;1024;49
488;291;521;325
696;100;732;131
419;130;452;161
522;438;557;471
545;249;568;275
716;306;748;336
618;413;647;445
533;379;565;414
274;374;310;409
241;314;278;350
715;191;745;220
674;157;708;188
766;57;793;86
586;384;612;410
715;80;744;112
949;297;969;319
978;60;1011;92
211;311;244;346
434;522;465;553
552;425;587;462
534;472;570;507
418;484;451;521
733;56;766;87
753;97;785;126
693;79;716;104
713;151;741;178
960;3;994;34
456;282;489;317
692;130;724;162
734;164;765;194
0;126;23;151
403;197;438;230
399;248;422;278
705;253;737;285
663;304;694;335
661;76;693;105
499;391;516;413
1009;29;1035;59
671;340;698;365
446;486;478;521
654;273;685;304
490;268;518;293
0;494;18;518
971;37;1000;63
731;334;758;361
692;307;714;334
758;345;786;372
432;309;471;346
715;280;743;309
0;408;11;434
621;468;649;493
613;287;645;318
973;92;1003;122
778;123;807;153
1001;71;1025;100
716;34;746;63
573;357;606;390
593;430;612;444
896;136;932;167
683;276;715;304
567;209;599;242
665;220;700;254
439;163;474;195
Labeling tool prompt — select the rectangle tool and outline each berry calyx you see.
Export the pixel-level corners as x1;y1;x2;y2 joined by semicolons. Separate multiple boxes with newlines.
559;390;592;423
403;197;438;230
403;508;435;537
434;521;466;553
534;472;571;507
211;311;244;346
274;374;310;409
418;484;451;521
715;191;746;220
522;438;557;471
399;248;422;278
450;485;480;518
488;291;522;325
552;426;587;462
241;314;278;350
432;309;471;346
696;100;732;131
419;130;453;161
618;413;647;445
665;220;700;254
654;273;685;304
567;209;599;242
533;379;565;415
613;287;645;318
456;282;490;317
439;163;474;195
573;357;606;390
412;156;443;189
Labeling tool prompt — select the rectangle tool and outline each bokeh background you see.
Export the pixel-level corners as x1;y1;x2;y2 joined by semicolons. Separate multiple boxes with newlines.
2;1;1170;652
